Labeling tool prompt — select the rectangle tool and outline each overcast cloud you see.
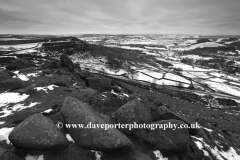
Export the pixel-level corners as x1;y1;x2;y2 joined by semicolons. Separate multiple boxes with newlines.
0;0;240;35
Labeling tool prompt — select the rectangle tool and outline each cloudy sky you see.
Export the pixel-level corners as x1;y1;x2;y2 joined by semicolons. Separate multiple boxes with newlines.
0;0;240;35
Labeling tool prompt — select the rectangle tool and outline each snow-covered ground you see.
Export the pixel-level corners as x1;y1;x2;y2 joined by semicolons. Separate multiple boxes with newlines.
72;51;240;97
0;43;38;51
0;100;40;118
192;136;240;160
181;55;212;60
189;42;226;50
0;92;29;108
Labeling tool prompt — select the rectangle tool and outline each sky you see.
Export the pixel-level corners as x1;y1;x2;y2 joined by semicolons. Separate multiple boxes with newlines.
0;0;240;35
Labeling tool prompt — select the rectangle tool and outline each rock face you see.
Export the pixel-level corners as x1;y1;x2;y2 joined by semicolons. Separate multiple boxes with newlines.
6;59;34;70
60;54;74;71
87;78;112;92
0;78;26;90
136;120;190;154
61;96;134;151
9;113;69;150
115;99;152;134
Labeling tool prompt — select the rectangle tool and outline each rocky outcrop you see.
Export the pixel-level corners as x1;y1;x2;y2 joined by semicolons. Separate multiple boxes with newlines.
115;99;152;134
136;119;190;154
6;59;35;70
87;78;112;92
61;96;134;152
9;113;69;150
60;54;75;72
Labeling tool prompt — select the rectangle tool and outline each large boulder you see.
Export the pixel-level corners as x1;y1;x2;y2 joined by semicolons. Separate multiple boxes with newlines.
91;97;125;116
61;96;134;152
9;113;69;150
6;59;35;70
53;75;71;86
44;143;95;160
136;120;190;154
0;78;27;90
0;71;12;82
151;105;200;135
55;68;69;75
60;54;74;72
102;150;153;160
76;71;94;80
87;78;112;92
115;99;152;134
72;73;86;86
46;60;61;69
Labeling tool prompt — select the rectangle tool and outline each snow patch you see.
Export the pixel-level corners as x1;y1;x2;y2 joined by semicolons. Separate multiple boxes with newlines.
0;92;29;107
25;155;44;160
202;127;213;132
0;127;14;144
42;109;52;113
66;134;75;143
34;85;58;93
153;150;168;160
192;136;240;160
90;150;102;160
